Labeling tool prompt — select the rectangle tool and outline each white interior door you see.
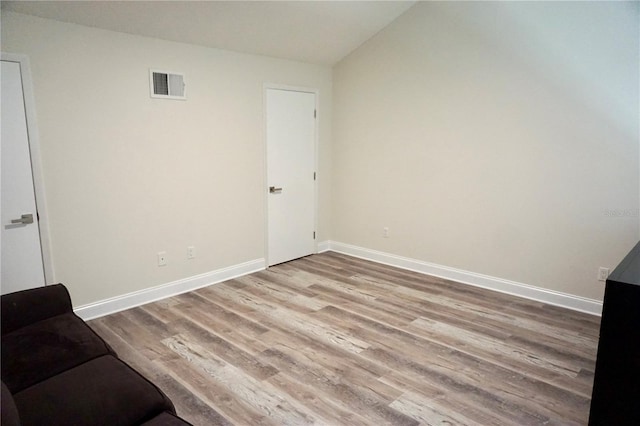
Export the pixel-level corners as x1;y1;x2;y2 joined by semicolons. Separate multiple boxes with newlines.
267;88;316;266
1;59;46;294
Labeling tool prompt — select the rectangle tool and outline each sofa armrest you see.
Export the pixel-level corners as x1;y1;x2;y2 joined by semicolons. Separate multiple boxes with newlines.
1;381;21;426
1;284;72;335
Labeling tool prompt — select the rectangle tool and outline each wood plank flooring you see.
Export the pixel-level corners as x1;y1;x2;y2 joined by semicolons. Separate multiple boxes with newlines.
89;252;600;426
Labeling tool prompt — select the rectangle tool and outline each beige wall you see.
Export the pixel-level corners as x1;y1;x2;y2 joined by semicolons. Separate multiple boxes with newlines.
3;2;638;308
1;12;332;306
332;2;639;301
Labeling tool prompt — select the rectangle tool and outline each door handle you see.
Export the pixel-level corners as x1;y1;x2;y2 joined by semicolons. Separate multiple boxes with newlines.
269;186;283;194
11;214;34;225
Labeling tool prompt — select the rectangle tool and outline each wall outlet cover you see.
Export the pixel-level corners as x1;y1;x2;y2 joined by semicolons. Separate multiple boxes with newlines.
158;251;167;266
598;267;609;282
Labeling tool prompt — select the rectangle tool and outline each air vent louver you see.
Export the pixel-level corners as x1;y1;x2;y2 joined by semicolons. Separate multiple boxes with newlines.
150;70;186;100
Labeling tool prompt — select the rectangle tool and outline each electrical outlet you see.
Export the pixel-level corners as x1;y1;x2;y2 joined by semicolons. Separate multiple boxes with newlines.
383;227;389;238
597;267;609;282
187;246;196;259
157;251;167;266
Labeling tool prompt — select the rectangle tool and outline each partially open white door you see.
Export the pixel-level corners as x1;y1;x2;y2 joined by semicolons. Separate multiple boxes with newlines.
266;88;316;266
1;59;46;294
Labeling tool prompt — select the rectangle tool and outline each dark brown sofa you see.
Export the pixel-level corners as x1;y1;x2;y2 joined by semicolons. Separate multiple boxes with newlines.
1;284;191;426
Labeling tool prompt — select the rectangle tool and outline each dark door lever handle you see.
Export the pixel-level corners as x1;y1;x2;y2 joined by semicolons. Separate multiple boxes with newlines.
11;213;34;224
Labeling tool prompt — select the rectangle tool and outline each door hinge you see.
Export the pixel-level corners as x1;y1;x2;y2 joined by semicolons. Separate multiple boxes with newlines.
314;109;317;119
313;172;316;181
313;231;316;239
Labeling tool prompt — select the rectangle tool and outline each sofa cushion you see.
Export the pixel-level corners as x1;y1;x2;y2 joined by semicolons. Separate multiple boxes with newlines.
1;312;114;393
13;355;175;426
140;412;193;426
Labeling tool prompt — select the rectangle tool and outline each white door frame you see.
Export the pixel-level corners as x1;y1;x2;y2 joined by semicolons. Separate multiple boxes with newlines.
1;52;55;285
263;83;319;266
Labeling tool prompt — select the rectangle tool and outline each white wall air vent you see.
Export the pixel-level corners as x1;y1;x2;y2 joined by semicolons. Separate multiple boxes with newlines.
150;70;186;100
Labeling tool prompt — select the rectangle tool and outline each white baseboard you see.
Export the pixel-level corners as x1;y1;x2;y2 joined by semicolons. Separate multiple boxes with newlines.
74;258;265;320
327;241;603;316
317;240;331;253
74;243;603;319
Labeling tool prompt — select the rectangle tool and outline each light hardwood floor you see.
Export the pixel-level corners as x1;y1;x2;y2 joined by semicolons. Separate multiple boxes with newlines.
89;252;600;426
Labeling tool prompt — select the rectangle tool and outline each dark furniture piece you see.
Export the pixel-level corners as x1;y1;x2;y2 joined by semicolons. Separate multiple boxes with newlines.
589;241;640;425
1;284;191;426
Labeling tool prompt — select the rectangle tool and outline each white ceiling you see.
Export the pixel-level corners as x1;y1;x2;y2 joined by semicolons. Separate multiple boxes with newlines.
1;1;416;65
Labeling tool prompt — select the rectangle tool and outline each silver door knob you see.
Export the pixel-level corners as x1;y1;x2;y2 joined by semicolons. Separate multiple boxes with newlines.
269;186;283;193
11;213;34;224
